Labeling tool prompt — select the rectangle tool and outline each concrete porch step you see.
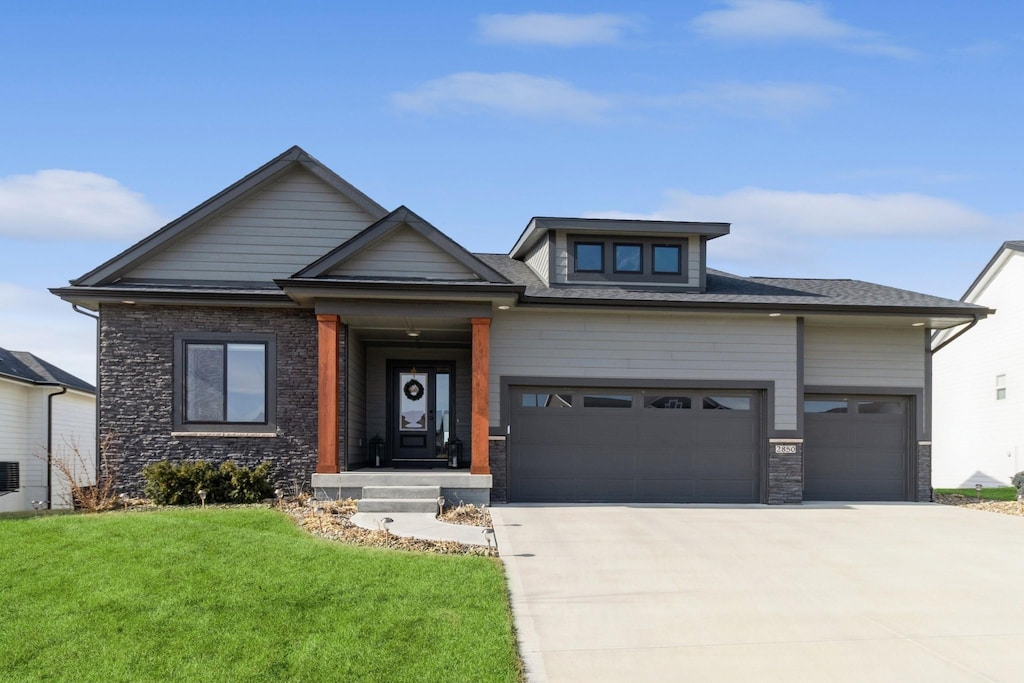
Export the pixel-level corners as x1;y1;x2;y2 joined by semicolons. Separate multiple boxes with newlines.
357;498;439;514
362;485;441;500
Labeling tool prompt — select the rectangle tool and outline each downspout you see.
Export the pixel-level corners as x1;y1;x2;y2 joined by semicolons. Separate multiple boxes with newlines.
71;304;101;482
46;386;68;509
931;316;980;354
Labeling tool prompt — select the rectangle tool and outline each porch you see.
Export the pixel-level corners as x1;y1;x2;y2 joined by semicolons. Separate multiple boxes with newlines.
311;469;493;507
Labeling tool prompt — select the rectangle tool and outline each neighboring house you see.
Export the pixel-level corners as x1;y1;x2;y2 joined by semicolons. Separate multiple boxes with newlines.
932;241;1024;488
51;147;989;506
0;347;96;512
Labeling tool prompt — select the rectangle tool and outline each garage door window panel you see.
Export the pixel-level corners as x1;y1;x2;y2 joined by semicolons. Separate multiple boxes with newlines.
703;396;751;411
521;392;573;408
583;394;634;409
645;395;693;409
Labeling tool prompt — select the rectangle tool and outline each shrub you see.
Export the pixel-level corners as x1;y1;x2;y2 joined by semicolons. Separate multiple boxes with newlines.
1012;471;1024;497
142;460;273;505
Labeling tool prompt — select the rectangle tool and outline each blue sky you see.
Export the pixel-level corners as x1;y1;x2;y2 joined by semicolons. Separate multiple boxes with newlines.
1;1;1021;383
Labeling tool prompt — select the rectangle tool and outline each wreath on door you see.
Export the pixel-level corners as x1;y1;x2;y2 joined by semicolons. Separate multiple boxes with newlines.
403;378;425;401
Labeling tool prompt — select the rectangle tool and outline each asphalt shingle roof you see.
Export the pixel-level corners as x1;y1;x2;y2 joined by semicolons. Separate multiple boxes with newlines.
0;348;95;393
472;253;986;312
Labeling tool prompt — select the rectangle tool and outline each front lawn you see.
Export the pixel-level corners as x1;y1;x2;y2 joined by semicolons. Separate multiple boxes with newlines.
0;507;521;682
935;487;1018;501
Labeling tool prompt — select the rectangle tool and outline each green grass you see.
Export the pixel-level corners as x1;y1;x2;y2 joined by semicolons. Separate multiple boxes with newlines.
935;487;1019;501
0;508;521;683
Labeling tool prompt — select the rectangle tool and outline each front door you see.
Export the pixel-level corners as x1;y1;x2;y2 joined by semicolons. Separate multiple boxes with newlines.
390;362;454;466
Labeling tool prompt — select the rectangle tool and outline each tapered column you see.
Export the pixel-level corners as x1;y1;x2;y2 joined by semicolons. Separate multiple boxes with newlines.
316;314;340;474
470;317;491;475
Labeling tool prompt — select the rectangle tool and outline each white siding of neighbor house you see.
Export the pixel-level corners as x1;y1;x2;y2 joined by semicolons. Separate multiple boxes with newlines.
49;390;96;509
364;347;472;450
489;310;798;431
329;225;478;280
523;238;550;285
933;250;1024;488
126;168;377;281
0;382;94;513
803;325;925;388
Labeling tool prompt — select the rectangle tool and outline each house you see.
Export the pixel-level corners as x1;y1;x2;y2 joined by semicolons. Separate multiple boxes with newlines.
932;241;1024;488
0;347;96;512
51;146;989;506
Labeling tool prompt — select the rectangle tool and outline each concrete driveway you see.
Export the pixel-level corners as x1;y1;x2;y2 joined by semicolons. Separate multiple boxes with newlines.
490;503;1024;682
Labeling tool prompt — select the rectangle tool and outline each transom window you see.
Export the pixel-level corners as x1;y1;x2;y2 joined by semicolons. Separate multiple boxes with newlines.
174;333;276;432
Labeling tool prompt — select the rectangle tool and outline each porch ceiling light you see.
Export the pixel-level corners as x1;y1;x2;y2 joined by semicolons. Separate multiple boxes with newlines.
768;313;781;317
912;322;926;327
406;330;421;337
497;305;511;310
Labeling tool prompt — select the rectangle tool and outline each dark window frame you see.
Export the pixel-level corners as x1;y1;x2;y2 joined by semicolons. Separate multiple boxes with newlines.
652;244;682;275
173;332;277;433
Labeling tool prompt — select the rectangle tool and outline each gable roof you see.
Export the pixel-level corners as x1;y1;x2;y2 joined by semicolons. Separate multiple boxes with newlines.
294;206;510;283
72;146;388;287
0;348;95;393
960;240;1024;303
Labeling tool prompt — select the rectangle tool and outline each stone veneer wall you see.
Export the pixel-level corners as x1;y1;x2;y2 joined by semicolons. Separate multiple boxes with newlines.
767;441;803;504
916;442;932;502
489;437;507;503
99;304;326;495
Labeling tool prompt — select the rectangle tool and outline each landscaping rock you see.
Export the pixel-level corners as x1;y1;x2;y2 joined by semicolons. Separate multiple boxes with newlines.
935;493;1024;518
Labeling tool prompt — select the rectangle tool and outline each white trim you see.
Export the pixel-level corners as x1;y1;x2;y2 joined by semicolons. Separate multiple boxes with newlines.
488;435;507;441
768;438;804;444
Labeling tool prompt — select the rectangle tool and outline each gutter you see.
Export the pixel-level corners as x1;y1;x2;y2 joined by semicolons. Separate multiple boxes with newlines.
46;386;68;510
931;315;982;354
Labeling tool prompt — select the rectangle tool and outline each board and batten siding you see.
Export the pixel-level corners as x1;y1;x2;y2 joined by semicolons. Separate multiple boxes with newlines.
933;251;1024;487
126;168;377;281
490;310;798;431
803;325;925;388
329;225;478;280
523;237;550;285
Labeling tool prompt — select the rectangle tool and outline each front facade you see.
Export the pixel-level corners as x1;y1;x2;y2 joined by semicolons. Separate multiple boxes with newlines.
54;147;987;505
0;348;96;512
932;242;1024;488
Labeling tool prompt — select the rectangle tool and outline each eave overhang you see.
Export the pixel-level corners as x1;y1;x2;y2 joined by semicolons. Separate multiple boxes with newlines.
275;278;523;308
510;217;731;259
50;285;298;310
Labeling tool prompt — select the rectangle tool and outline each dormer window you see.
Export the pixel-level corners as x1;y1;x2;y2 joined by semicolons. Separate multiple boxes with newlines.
568;235;689;284
652;245;681;274
574;242;604;272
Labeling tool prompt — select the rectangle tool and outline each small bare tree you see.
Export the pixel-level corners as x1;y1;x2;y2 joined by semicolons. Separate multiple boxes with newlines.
39;432;121;512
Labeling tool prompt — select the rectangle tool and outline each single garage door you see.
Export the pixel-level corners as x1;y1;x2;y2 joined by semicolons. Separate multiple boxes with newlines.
509;387;762;503
804;395;911;501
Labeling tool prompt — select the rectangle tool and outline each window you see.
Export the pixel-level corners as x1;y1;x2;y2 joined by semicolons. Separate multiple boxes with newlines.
805;399;848;414
652;245;681;274
583;394;633;408
645;395;692;409
174;333;276;432
522;393;573;408
703;396;751;411
613;244;642;273
857;399;904;415
574;242;604;272
996;374;1006;400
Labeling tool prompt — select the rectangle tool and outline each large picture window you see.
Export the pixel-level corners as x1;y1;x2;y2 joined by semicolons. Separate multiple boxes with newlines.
174;333;276;432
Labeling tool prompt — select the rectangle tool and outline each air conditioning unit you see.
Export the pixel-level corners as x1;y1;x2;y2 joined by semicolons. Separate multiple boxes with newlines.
0;462;19;493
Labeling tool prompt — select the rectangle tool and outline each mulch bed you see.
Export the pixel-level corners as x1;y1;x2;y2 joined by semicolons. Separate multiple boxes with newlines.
286;498;498;557
934;493;1024;518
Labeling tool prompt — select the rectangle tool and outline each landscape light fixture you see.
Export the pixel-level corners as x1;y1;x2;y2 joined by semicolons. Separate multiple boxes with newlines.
975;483;983;500
198;489;207;508
119;492;129;511
437;495;446;515
482;527;495;550
274;488;285;507
314;505;325;532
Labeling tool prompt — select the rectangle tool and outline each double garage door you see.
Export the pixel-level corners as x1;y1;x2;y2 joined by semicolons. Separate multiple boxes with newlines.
509;387;762;503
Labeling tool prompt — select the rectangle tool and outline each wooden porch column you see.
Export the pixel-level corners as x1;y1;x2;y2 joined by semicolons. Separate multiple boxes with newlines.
470;317;491;475
316;314;340;474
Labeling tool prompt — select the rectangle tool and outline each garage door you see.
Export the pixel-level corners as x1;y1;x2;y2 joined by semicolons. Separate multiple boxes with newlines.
804;395;910;501
509;387;761;503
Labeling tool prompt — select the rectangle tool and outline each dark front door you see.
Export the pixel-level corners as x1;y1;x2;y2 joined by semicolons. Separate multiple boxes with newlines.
390;362;454;466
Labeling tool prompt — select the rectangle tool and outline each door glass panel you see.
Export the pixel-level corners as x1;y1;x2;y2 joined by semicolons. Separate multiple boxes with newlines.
857;399;904;415
645;395;692;409
399;372;428;431
583;394;633;408
805;399;848;414
703;396;751;411
435;372;450;452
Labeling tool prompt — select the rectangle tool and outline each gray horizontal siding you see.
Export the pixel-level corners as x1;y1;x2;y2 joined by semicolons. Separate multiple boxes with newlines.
127;168;376;281
330;225;478;280
804;326;925;387
491;310;798;431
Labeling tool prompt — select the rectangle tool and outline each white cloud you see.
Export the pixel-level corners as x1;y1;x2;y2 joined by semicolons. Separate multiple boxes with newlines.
692;1;916;59
392;72;611;122
0;283;96;385
586;187;993;267
477;13;638;47
656;81;840;118
0;170;161;240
